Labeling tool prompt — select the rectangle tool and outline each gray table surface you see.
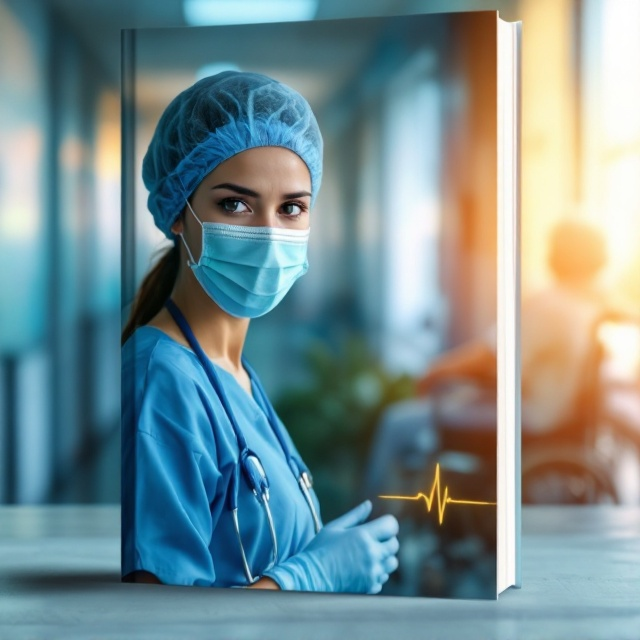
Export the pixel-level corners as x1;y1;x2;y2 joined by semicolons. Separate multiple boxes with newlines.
1;505;638;639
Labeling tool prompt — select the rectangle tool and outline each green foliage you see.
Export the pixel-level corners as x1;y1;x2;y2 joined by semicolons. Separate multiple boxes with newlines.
274;336;416;520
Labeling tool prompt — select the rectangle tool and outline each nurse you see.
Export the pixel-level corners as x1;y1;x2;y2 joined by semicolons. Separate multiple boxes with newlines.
121;71;400;593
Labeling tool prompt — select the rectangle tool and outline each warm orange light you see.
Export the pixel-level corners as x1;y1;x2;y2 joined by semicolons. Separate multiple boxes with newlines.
379;463;496;526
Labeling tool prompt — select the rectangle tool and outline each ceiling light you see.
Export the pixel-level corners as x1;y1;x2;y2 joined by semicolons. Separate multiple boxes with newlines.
195;62;241;81
183;0;318;26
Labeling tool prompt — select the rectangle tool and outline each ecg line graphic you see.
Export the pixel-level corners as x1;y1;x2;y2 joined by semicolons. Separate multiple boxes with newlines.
379;463;496;525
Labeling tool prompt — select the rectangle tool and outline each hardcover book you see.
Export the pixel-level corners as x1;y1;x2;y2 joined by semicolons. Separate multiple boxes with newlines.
121;11;521;599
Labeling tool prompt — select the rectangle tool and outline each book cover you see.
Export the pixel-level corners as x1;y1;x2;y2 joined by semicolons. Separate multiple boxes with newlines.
121;11;520;599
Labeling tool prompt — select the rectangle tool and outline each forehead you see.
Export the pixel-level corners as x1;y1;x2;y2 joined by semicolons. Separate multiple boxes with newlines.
204;146;311;186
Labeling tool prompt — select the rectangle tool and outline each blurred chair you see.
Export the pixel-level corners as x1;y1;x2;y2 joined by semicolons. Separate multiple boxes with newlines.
364;397;440;500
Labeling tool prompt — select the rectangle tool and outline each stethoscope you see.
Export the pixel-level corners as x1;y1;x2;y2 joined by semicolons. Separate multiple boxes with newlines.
165;299;322;584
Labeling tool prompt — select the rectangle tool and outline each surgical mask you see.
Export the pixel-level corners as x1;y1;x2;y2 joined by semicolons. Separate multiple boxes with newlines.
178;201;310;318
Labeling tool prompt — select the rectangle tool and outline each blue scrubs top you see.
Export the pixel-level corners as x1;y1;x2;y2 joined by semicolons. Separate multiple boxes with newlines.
121;326;322;587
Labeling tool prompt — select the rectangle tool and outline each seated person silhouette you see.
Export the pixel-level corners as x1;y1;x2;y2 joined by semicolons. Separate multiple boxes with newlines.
418;218;611;435
366;219;612;497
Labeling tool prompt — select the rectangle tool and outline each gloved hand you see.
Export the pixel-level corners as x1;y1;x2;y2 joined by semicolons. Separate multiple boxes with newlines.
264;500;399;594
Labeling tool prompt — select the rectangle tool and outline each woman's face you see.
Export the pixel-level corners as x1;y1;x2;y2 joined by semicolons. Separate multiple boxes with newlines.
171;146;312;261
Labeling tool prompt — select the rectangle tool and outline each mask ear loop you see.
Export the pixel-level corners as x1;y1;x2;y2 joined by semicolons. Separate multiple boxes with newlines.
178;200;204;266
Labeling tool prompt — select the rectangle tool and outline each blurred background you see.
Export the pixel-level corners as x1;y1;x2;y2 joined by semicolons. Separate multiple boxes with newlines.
1;0;639;537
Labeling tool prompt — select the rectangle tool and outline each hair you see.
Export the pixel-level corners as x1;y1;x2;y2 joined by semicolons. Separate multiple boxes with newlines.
121;243;181;345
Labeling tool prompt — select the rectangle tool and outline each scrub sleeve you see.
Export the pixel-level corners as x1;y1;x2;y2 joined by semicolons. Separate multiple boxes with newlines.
122;340;223;586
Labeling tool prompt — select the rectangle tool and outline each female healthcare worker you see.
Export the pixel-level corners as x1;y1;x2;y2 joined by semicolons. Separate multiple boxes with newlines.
120;71;400;593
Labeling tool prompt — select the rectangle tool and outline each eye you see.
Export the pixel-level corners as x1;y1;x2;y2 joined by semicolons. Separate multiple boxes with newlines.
219;198;250;214
281;202;306;217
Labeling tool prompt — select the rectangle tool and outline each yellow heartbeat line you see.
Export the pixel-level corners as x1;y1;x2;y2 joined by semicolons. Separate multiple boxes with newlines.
379;463;496;525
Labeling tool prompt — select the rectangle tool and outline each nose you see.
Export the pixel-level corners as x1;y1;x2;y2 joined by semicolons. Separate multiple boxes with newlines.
248;205;282;228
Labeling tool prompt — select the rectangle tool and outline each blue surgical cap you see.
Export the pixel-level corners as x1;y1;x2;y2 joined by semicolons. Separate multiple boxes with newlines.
142;71;323;238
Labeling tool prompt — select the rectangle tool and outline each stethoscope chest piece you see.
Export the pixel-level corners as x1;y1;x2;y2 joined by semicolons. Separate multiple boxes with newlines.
231;452;278;584
242;450;270;503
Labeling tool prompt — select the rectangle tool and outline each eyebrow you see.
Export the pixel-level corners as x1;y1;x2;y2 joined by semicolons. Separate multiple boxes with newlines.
211;183;311;199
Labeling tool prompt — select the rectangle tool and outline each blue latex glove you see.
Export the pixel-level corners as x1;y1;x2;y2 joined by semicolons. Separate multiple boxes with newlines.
264;500;399;594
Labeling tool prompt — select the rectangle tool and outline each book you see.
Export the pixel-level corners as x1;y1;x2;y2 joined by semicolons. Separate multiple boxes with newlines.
121;10;521;599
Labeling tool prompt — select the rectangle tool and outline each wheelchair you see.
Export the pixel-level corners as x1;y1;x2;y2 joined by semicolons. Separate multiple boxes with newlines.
520;312;640;504
365;312;640;510
431;316;633;506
